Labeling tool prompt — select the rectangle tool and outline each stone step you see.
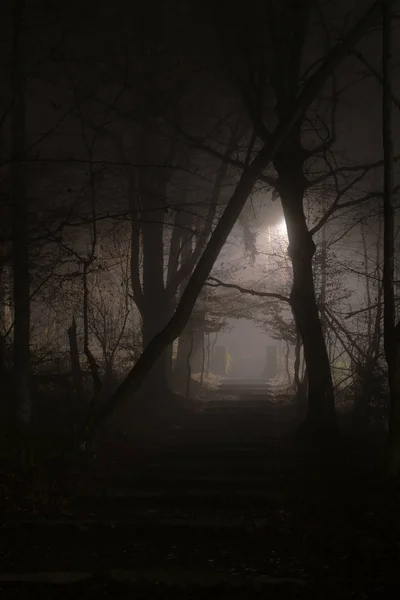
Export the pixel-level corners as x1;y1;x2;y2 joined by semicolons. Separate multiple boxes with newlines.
97;475;292;493
160;432;288;445
0;569;309;590
141;465;282;478
143;450;284;465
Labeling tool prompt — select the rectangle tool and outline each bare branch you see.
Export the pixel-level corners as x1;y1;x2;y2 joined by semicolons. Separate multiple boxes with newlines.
353;49;400;111
206;276;291;304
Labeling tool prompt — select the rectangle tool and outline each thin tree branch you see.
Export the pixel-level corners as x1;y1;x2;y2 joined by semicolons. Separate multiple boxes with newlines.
206;276;291;304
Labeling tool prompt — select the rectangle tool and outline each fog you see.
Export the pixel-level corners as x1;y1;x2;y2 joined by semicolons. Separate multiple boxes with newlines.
1;1;400;593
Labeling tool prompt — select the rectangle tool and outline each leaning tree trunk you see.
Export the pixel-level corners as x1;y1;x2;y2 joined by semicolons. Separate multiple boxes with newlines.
276;139;335;430
11;0;32;432
83;4;382;442
381;0;400;476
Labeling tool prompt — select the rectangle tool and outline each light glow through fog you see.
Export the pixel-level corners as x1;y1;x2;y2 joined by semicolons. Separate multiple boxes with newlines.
275;219;287;236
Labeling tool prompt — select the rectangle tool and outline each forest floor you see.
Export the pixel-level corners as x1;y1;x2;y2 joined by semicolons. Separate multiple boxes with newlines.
0;394;400;598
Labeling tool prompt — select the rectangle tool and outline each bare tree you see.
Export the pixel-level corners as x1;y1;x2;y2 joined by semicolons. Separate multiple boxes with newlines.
381;0;400;476
84;2;382;443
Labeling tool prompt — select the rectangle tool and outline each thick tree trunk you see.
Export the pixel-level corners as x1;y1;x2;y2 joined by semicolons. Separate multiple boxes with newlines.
84;5;382;441
276;140;335;429
129;160;172;400
142;305;169;399
173;208;193;390
140;169;170;404
12;0;31;429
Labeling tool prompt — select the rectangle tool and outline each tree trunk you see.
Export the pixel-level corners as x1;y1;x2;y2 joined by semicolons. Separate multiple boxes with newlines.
284;340;291;387
381;0;400;475
140;169;170;403
185;331;194;401
276;138;335;430
67;317;85;410
174;328;194;390
175;315;205;388
206;333;211;376
318;207;328;338
294;331;301;392
389;324;400;473
67;317;85;443
84;5;382;441
191;326;205;373
11;0;31;430
200;335;206;387
82;262;102;398
0;266;7;374
173;208;194;390
354;223;383;429
129;162;172;399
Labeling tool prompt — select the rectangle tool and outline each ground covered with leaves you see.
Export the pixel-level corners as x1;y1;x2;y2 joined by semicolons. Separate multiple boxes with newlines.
0;398;400;598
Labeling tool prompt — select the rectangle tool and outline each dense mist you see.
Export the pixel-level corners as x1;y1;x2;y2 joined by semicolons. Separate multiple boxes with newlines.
1;1;400;596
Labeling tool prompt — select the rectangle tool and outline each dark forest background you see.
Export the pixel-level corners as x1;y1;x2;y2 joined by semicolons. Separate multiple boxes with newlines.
1;0;400;473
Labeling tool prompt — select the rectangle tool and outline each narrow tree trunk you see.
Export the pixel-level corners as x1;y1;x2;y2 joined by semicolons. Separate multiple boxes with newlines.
11;0;31;431
185;332;194;401
174;328;193;390
354;223;374;427
67;317;85;440
206;333;211;376
381;0;400;475
200;334;206;388
355;224;383;428
318;209;328;338
174;314;205;390
0;266;7;375
82;262;102;397
67;318;85;405
284;340;291;387
164;343;173;384
294;331;302;392
0;334;5;374
211;334;218;372
191;322;206;373
294;331;308;416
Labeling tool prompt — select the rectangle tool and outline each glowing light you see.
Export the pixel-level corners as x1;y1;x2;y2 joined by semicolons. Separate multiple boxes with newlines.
275;219;287;236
